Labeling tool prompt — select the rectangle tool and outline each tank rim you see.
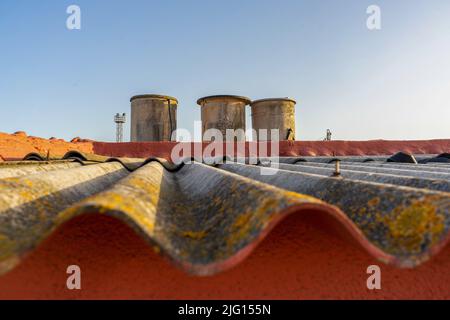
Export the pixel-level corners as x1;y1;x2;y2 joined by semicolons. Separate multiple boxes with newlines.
197;95;251;106
250;97;297;106
130;94;178;104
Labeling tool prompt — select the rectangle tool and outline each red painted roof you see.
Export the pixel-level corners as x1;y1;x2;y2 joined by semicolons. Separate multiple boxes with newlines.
92;139;450;159
0;140;449;299
2;213;450;299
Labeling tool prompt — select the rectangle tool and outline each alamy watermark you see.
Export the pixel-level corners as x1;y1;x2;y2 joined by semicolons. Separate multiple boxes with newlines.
65;5;380;32
366;5;381;30
170;122;280;175
66;5;81;30
366;265;381;290
66;265;81;290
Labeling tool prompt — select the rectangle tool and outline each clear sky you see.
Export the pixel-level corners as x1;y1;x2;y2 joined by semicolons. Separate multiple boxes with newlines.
1;0;449;142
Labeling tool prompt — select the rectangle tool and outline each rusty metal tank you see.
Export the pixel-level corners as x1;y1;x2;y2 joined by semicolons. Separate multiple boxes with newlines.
250;98;297;141
197;95;251;141
130;94;178;142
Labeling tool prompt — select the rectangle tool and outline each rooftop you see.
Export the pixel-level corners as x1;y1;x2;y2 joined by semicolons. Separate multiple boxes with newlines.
0;138;449;298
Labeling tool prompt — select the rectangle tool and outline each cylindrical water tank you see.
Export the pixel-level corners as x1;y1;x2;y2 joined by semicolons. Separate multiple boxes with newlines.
130;94;178;142
197;95;250;141
250;98;297;141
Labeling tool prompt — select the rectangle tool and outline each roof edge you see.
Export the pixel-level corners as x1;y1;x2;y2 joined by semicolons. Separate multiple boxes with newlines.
130;94;178;104
251;97;297;105
197;95;251;106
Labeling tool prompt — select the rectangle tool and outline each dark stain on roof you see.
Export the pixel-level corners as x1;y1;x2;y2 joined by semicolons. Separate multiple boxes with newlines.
0;151;449;276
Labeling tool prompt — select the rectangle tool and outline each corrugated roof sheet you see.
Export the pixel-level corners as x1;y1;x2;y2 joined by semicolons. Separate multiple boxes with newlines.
0;151;449;276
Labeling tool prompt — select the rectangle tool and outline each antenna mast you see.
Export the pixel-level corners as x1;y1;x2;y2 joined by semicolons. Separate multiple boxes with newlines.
324;129;332;141
114;113;126;142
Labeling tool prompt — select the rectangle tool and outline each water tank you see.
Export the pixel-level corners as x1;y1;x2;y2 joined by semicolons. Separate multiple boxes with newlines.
130;94;178;142
250;98;297;141
197;95;250;141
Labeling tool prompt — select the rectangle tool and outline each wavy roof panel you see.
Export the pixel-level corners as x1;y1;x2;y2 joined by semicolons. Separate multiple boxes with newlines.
0;152;449;277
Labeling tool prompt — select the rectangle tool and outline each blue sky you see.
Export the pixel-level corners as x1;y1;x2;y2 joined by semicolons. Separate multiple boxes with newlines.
1;0;449;141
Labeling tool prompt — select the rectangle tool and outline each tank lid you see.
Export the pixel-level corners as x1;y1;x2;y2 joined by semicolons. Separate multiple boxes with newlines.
130;94;178;104
250;97;297;105
197;95;251;106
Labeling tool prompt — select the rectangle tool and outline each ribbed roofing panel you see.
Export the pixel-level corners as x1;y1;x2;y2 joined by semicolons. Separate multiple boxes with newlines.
0;152;449;276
